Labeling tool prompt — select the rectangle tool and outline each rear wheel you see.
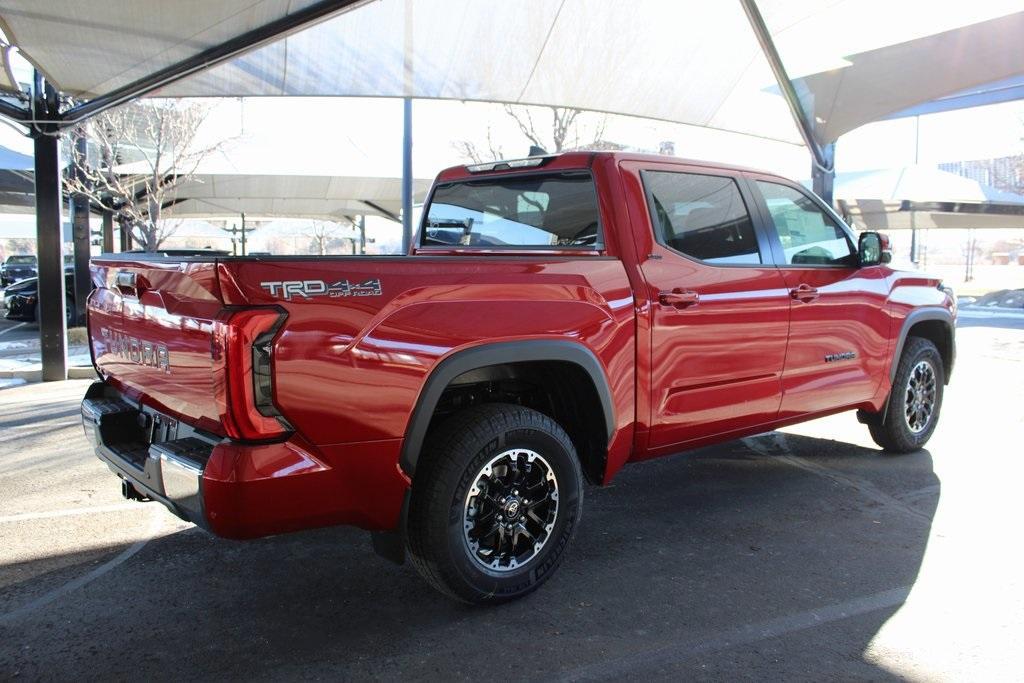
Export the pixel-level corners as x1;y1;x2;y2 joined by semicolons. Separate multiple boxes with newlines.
867;337;944;453
406;403;583;604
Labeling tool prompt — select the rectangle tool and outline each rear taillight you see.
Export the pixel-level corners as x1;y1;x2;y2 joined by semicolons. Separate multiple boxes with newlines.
215;307;291;441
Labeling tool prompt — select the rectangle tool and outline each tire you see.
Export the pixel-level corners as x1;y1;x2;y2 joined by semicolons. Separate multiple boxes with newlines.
867;337;944;453
405;403;583;604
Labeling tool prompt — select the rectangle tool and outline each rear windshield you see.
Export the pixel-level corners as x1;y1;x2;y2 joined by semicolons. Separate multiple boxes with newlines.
7;255;35;264
421;172;601;248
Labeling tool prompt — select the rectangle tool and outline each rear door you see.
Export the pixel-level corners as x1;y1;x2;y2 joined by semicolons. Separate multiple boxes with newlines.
621;161;791;452
746;176;890;418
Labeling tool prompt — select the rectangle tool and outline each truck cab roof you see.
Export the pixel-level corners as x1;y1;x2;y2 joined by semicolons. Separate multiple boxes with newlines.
435;151;783;184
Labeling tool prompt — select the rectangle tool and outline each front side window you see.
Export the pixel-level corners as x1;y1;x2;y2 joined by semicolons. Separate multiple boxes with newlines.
421;172;600;248
756;181;855;266
642;171;761;265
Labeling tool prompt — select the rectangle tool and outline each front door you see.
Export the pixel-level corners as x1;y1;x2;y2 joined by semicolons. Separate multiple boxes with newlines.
624;163;791;452
748;177;891;419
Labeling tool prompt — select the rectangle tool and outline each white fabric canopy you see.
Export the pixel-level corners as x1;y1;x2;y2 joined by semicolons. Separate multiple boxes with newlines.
156;173;431;221
0;0;330;97
1;1;1021;148
833;166;1024;230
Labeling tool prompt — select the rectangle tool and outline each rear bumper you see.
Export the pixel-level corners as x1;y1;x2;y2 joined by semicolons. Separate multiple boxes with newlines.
81;381;410;539
81;383;214;530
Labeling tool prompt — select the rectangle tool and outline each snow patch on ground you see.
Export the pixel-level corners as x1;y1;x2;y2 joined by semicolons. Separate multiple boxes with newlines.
0;340;37;351
0;350;92;374
0;377;27;390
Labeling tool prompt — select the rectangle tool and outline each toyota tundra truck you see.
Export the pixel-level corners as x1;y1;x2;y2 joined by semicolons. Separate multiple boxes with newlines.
82;152;955;603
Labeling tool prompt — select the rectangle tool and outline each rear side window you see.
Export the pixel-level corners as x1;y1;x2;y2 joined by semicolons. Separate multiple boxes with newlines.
642;171;761;265
422;172;601;248
756;181;856;266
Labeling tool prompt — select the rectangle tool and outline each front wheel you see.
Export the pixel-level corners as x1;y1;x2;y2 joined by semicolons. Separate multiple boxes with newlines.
405;403;583;604
867;337;944;453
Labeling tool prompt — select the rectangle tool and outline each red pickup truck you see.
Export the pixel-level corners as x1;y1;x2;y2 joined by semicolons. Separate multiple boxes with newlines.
82;152;955;603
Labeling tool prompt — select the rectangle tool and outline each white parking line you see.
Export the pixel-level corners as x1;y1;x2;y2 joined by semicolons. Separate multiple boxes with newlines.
0;321;27;338
0;502;142;524
0;507;163;625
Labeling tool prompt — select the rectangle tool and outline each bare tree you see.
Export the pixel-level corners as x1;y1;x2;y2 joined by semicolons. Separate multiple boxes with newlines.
452;105;610;164
452;127;505;164
63;100;228;251
503;105;606;153
307;220;349;255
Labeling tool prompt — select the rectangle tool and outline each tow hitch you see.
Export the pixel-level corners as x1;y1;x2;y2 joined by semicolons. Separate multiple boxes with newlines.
121;478;150;502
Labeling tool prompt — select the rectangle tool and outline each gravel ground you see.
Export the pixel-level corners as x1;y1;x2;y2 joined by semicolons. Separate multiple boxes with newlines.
1;318;1022;680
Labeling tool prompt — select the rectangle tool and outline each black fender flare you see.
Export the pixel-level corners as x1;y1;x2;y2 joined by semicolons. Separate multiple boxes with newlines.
398;340;615;478
890;307;955;383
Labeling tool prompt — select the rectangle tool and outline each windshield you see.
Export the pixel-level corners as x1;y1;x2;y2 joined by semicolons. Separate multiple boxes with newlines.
6;255;35;264
421;172;601;248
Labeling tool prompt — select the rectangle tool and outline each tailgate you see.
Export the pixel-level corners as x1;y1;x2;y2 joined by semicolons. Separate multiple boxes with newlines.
89;257;227;435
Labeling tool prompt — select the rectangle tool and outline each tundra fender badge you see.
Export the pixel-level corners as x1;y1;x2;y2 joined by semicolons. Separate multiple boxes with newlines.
260;279;382;301
824;351;857;363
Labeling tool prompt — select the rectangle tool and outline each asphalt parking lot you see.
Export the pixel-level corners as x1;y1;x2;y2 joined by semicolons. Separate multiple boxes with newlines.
2;314;1022;680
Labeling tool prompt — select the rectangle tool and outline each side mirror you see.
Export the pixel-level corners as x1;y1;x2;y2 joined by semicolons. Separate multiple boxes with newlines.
858;231;891;267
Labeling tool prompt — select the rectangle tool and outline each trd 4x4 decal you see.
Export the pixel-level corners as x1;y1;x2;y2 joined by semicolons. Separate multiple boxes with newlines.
260;279;382;300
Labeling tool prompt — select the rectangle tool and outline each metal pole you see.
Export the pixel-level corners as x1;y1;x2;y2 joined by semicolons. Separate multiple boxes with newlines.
102;210;115;253
401;98;413;253
811;143;836;208
69;130;92;326
31;76;68;380
118;217;131;252
60;0;368;126
910;116;920;264
240;212;247;256
739;0;832;187
359;215;366;254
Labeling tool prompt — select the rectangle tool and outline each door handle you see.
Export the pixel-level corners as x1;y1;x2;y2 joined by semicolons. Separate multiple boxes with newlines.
658;289;699;308
789;284;819;302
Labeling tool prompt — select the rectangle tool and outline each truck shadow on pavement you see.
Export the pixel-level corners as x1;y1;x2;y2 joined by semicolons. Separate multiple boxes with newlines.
1;433;938;680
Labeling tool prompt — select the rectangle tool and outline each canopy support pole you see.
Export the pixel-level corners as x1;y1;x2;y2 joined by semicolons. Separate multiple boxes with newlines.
31;73;67;381
739;0;835;205
811;143;836;207
69;129;92;326
118;217;131;251
101;210;114;252
401;97;413;253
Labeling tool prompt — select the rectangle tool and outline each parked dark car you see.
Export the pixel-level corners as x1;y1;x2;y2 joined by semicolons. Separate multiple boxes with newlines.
1;273;77;325
0;254;38;285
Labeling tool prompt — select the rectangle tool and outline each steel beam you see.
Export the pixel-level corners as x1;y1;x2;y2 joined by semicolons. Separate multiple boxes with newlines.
101;210;114;253
33;127;67;381
0;98;29;122
60;0;368;126
739;0;835;204
361;200;400;223
401;97;414;253
811;143;836;207
69;130;92;325
118;216;131;251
